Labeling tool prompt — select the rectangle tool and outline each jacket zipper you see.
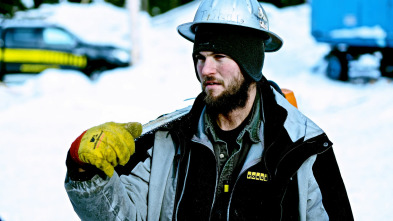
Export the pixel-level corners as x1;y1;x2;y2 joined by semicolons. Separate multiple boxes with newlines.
174;139;218;221
174;150;191;220
192;140;219;221
226;157;261;220
208;140;244;220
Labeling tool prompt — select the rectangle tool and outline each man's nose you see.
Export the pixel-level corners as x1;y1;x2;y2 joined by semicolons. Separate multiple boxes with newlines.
201;58;216;77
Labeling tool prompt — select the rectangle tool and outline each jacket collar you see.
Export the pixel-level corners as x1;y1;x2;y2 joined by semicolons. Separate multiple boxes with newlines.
176;78;285;150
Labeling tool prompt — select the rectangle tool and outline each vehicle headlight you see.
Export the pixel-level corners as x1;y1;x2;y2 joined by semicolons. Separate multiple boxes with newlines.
110;49;131;64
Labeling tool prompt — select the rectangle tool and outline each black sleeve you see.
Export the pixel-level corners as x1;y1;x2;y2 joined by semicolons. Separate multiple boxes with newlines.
114;132;153;176
65;150;106;181
313;148;354;221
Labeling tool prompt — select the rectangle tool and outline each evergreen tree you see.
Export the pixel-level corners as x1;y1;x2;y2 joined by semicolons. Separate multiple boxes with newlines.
34;0;60;9
0;0;26;18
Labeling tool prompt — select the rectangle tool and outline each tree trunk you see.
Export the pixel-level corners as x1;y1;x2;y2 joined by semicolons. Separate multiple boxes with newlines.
127;0;141;65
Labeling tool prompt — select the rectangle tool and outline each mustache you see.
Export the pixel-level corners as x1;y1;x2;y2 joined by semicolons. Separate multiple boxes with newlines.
202;77;224;86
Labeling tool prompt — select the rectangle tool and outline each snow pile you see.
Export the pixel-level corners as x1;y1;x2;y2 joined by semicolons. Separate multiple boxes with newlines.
331;25;387;39
349;53;382;79
330;25;387;47
1;1;393;221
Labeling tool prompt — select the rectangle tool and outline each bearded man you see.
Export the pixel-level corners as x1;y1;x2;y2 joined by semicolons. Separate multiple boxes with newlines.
65;0;353;220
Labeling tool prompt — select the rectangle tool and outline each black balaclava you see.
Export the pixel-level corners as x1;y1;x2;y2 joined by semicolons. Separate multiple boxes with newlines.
192;24;267;82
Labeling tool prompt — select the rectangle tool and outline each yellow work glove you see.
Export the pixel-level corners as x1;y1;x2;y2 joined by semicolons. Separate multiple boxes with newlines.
69;122;142;177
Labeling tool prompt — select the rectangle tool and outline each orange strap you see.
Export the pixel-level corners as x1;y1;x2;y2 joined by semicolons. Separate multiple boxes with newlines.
282;88;298;108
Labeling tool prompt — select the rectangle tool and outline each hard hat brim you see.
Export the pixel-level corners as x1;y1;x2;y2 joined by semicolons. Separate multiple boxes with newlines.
177;22;283;52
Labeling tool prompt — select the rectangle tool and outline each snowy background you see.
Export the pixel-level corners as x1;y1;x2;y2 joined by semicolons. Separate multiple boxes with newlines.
1;1;393;220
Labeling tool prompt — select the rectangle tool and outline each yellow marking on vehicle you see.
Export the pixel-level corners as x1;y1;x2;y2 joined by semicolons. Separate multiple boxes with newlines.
20;64;60;72
2;48;87;68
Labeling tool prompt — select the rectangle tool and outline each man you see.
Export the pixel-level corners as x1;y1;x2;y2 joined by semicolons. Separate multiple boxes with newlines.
65;0;353;220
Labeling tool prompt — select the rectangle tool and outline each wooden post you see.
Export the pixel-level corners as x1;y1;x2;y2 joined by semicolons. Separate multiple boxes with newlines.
127;0;141;65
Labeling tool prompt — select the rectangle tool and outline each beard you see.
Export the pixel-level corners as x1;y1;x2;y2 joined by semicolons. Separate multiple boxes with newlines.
203;76;253;116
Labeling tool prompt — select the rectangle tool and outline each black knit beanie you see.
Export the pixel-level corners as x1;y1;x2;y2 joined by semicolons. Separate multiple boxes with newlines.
193;24;267;82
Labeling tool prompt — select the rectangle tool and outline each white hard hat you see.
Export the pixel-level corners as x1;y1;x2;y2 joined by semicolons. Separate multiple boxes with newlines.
177;0;283;52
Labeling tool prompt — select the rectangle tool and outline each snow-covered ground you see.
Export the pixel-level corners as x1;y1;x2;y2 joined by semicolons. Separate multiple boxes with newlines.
1;1;392;220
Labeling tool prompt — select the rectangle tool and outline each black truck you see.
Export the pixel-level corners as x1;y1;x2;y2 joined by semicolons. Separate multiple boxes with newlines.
0;19;131;81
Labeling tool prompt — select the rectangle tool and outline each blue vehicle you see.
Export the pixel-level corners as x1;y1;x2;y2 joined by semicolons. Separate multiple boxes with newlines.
311;0;393;81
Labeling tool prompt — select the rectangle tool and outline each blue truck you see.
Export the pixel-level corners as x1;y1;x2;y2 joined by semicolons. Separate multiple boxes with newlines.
311;0;393;81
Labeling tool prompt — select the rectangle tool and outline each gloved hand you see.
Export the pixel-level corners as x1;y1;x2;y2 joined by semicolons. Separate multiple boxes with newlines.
69;122;142;177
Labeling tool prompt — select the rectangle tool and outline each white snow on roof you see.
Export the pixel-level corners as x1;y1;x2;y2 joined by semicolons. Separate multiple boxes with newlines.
330;25;387;46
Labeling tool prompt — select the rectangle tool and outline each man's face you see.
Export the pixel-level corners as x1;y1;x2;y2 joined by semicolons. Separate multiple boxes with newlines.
196;51;244;99
195;51;251;114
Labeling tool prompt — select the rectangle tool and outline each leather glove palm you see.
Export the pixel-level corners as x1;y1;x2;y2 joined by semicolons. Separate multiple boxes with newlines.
70;122;142;177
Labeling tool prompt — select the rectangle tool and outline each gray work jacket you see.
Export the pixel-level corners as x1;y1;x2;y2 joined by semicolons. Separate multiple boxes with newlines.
65;87;329;221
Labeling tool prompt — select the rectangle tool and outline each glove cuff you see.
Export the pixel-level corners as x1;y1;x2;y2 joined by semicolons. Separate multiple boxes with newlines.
66;150;106;181
69;130;87;165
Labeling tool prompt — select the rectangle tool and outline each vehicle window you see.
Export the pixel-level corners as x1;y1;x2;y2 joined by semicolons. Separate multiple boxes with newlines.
4;28;41;48
42;28;77;48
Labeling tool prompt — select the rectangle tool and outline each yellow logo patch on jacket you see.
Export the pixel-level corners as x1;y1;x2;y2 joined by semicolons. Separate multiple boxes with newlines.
247;171;269;181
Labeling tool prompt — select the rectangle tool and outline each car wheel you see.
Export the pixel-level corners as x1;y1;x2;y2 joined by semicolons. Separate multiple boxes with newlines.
326;51;349;81
380;51;393;78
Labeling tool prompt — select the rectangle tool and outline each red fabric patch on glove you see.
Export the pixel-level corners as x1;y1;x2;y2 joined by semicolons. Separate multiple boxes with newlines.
70;130;87;165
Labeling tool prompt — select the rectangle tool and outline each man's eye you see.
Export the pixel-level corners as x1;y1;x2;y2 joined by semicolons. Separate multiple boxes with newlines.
214;54;226;59
195;55;205;61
